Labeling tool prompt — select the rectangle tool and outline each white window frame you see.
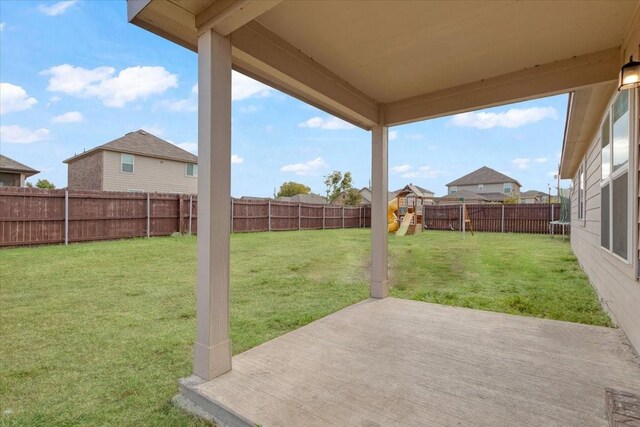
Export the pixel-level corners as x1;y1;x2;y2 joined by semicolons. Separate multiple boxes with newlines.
121;153;134;174
449;186;457;194
185;163;198;177
478;184;484;191
503;182;512;194
576;161;585;222
599;89;634;264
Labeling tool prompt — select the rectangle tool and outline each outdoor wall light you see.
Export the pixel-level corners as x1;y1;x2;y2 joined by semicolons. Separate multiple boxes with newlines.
618;55;640;91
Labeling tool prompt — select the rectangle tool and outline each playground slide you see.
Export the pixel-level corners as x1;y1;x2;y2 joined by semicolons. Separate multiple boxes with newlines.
388;198;400;232
396;213;414;237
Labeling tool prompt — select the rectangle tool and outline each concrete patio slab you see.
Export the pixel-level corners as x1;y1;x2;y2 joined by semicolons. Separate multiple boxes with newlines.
176;298;640;426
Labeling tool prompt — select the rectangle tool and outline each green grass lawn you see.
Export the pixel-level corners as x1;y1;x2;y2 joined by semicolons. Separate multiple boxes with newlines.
0;229;609;426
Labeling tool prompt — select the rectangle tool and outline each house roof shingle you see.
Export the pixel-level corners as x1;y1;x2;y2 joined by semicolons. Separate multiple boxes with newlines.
0;154;39;175
446;166;521;187
63;129;198;164
439;189;488;201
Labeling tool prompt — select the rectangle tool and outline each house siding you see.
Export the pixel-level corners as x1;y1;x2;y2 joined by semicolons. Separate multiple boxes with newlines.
569;89;639;352
102;150;197;194
452;183;520;195
67;151;103;191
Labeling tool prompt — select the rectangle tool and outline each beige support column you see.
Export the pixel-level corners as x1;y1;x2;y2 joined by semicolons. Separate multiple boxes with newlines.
371;125;389;298
193;29;232;380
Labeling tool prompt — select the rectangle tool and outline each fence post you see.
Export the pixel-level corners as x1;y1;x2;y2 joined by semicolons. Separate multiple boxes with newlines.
268;200;271;232
64;189;69;245
231;198;234;233
322;205;325;229
146;192;151;238
501;204;505;233
189;195;193;235
298;202;301;230
459;205;462;231
342;206;345;228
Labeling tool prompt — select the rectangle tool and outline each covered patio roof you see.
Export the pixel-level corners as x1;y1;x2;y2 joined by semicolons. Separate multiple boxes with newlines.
129;0;638;129
127;1;640;422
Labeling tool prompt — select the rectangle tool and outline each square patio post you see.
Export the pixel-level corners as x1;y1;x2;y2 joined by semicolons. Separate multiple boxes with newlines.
371;125;389;298
193;28;232;380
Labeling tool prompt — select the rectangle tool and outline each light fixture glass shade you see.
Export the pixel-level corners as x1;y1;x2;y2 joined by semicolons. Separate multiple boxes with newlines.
618;56;640;91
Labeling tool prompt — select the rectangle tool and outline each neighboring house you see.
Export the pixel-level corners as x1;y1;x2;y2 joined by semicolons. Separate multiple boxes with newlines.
64;130;198;194
560;83;638;352
520;190;550;204
446;166;521;197
437;189;491;205
331;186;376;205
0;155;39;187
276;193;328;204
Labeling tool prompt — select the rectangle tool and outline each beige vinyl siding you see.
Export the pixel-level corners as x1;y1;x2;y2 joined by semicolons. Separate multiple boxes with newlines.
102;151;197;194
569;89;639;352
455;183;520;195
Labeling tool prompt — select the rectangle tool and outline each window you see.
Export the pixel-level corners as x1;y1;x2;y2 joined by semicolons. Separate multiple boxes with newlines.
121;154;134;173
503;183;512;194
186;163;198;177
449;186;457;194
478;184;484;191
577;162;585;220
601;90;631;260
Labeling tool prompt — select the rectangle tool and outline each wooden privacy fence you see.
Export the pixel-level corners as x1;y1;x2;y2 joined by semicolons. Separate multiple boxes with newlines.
0;188;370;247
423;203;564;234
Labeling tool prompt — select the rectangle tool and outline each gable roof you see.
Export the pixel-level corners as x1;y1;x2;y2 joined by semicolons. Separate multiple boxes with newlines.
439;189;488;201
446;166;521;187
0;154;39;176
64;129;198;164
394;183;435;198
521;190;547;198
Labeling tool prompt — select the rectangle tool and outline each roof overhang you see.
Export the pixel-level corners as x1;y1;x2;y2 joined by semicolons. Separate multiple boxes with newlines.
128;0;639;131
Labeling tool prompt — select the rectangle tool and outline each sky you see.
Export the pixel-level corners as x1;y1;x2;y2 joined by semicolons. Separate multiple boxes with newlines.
1;0;569;197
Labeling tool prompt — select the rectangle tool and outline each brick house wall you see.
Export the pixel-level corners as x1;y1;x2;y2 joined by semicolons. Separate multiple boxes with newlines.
67;151;103;190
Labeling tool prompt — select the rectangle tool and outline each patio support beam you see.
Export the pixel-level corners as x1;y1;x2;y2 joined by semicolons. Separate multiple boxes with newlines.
193;28;232;381
383;47;620;126
196;0;281;37
231;22;379;130
370;125;389;299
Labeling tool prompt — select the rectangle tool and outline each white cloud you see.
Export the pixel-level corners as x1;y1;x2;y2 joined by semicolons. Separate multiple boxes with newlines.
391;164;412;174
191;84;198;95
0;23;5;32
389;130;398;141
142;125;164;136
0;83;38;114
535;157;548;163
51;111;84;123
298;116;355;130
547;170;558;177
404;133;424;140
390;163;441;178
280;156;327;176
232;71;272;101
1;125;50;144
158;98;196;113
41;64;178;108
401;165;441;179
450;107;558;129
38;0;77;16
512;158;531;170
231;154;244;164
176;142;197;154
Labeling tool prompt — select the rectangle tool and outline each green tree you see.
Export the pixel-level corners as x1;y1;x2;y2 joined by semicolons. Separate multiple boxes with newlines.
35;179;56;189
324;171;353;201
504;194;520;204
276;181;311;197
344;188;362;206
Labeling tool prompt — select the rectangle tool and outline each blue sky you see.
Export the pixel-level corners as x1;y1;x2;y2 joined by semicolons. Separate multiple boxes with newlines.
1;1;569;197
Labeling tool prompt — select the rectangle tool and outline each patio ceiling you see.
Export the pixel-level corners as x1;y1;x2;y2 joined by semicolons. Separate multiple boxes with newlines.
128;0;639;129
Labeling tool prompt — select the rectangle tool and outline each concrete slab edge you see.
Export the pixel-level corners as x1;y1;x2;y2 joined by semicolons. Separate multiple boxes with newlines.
174;375;256;427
